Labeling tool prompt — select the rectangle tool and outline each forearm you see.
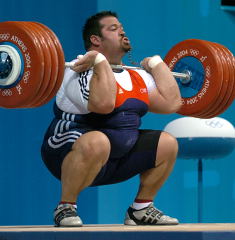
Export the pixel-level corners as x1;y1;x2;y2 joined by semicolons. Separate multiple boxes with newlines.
70;51;117;114
88;60;117;113
142;56;182;113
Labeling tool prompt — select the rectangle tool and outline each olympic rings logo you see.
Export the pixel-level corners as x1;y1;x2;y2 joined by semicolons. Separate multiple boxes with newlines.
0;33;10;41
190;49;199;56
205;66;211;78
205;120;223;128
1;89;12;96
23;71;30;83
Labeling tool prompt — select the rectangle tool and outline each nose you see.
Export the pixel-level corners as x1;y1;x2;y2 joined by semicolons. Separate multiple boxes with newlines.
119;26;125;36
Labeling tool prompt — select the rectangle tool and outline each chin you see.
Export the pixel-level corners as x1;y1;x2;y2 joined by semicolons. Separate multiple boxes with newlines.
123;45;132;53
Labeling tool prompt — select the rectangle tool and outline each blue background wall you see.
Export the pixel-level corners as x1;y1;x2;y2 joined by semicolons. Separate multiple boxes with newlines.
0;0;234;225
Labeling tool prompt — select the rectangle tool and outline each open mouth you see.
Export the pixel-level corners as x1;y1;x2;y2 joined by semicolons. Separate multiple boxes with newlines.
122;37;130;44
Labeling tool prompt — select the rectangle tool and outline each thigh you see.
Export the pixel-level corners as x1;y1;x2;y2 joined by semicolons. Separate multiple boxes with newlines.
91;129;162;186
41;127;90;179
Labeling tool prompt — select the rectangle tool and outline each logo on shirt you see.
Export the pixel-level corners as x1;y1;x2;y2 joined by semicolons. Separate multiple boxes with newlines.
118;88;124;94
140;88;147;93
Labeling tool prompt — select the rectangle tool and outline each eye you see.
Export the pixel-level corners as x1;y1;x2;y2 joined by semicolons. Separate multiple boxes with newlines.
110;26;118;31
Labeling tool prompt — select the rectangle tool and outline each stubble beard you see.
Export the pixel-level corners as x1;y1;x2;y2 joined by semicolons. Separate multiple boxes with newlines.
122;42;132;53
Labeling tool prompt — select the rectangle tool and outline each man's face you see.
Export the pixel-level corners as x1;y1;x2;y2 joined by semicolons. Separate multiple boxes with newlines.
98;16;131;54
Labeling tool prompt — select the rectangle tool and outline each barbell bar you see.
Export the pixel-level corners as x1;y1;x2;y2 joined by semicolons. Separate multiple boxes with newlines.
0;21;234;118
65;61;192;82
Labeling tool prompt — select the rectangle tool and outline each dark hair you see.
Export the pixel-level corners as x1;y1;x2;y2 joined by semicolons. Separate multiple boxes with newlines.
82;11;118;50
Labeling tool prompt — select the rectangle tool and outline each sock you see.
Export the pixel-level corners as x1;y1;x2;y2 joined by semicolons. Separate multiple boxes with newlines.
132;199;153;210
59;201;77;208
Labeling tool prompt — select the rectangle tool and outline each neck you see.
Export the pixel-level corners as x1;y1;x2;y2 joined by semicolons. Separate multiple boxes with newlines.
106;55;123;65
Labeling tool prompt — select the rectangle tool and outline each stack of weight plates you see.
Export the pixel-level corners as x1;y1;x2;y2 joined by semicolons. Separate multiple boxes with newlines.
0;21;65;108
164;39;235;118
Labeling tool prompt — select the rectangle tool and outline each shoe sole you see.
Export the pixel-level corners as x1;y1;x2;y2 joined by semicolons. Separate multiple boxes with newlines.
55;224;83;227
124;219;179;226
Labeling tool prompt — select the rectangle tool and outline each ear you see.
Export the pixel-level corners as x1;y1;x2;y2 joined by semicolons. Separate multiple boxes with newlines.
90;35;101;47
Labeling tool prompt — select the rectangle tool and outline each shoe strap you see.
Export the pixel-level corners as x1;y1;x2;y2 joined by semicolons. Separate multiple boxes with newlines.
145;206;163;221
54;205;77;226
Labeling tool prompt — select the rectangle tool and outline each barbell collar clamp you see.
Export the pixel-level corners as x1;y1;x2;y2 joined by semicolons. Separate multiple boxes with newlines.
172;70;192;83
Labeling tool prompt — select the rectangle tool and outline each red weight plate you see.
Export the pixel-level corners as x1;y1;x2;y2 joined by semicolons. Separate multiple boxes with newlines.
188;41;225;118
0;21;44;108
26;22;58;107
34;23;65;105
203;41;233;118
196;41;229;118
217;45;235;114
24;22;51;108
31;22;59;107
164;39;223;117
18;22;51;108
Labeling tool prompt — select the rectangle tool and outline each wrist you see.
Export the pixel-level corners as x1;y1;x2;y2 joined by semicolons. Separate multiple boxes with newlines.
148;55;163;69
94;53;106;65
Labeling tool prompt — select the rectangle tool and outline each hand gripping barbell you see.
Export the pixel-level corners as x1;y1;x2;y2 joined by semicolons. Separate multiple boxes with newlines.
0;21;234;118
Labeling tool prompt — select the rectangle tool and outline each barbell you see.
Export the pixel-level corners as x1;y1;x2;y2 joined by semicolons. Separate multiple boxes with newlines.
0;21;234;118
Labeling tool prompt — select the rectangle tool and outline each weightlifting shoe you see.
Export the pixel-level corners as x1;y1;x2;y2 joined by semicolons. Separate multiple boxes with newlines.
124;203;179;225
54;203;83;227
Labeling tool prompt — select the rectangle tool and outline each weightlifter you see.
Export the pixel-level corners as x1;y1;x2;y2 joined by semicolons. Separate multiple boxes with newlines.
41;11;182;227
